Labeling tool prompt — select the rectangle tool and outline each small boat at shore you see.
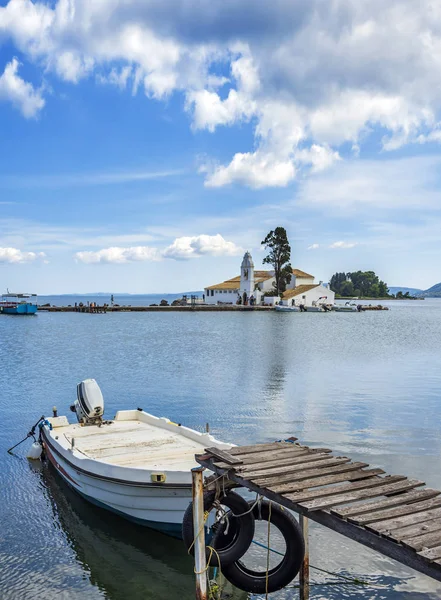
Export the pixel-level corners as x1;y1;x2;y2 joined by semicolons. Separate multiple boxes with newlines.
0;292;38;315
37;379;231;537
334;302;358;312
275;305;300;312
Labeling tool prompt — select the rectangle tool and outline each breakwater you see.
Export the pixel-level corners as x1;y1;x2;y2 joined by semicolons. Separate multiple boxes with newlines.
37;305;274;312
37;304;388;313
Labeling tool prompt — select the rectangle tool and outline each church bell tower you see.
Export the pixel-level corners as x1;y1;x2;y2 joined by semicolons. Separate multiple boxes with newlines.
240;251;255;302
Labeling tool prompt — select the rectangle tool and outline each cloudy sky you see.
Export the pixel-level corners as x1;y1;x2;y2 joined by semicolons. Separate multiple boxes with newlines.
1;0;441;293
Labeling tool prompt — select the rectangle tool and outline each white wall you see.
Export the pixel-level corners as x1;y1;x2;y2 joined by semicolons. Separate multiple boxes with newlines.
264;296;280;306
204;289;238;304
295;276;315;286
281;285;335;307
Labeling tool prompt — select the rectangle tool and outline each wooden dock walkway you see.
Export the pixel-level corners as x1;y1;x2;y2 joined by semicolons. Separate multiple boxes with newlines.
196;439;441;587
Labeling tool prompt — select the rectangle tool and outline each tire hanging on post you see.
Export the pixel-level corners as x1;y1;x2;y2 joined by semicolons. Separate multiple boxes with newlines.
222;500;305;594
182;490;255;567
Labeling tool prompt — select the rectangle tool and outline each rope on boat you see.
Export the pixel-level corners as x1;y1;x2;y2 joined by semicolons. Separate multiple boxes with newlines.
7;415;46;454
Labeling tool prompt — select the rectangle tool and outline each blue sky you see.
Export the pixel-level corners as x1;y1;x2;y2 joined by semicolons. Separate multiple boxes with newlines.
0;0;441;293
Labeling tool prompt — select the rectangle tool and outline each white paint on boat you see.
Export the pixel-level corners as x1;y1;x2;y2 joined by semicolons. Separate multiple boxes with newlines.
41;409;232;535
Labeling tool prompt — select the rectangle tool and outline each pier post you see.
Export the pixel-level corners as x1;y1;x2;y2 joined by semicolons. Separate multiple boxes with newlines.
192;467;208;600
299;515;310;600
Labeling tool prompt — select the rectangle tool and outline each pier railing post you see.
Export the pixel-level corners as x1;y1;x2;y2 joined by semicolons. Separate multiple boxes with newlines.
192;467;208;600
299;514;310;600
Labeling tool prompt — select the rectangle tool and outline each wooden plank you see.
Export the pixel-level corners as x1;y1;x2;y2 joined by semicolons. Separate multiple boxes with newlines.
271;468;384;495
296;479;424;512
350;495;441;526
258;461;369;490
203;447;243;465
285;475;407;504
214;445;314;468
418;545;441;562
253;457;358;485
387;519;441;542
333;489;439;519
229;442;298;456
367;507;441;534
233;449;332;473
196;455;441;583
240;454;348;479
402;530;441;552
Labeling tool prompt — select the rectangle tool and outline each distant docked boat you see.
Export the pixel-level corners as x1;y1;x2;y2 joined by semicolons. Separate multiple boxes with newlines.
275;305;300;312
0;292;38;315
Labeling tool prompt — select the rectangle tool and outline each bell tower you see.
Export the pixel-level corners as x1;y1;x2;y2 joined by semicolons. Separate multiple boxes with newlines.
240;251;255;302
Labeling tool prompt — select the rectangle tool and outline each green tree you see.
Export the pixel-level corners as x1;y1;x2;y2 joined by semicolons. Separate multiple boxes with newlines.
339;280;354;297
329;270;390;298
261;227;292;296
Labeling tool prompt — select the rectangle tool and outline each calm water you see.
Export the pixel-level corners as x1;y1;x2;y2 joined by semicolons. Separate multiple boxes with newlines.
1;300;441;599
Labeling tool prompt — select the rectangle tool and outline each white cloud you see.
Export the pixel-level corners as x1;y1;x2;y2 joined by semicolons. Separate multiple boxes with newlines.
204;151;296;188
75;246;160;264
0;247;46;263
307;243;320;250
0;58;44;117
0;168;184;189
4;1;441;186
75;234;243;264
329;241;357;249
297;155;441;209
162;234;243;260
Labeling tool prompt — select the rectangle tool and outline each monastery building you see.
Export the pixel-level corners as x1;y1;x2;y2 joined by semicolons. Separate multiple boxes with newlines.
204;252;334;307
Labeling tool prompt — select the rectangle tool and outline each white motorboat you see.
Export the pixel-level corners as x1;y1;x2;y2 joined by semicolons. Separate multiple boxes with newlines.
334;302;358;312
275;305;300;312
38;379;231;537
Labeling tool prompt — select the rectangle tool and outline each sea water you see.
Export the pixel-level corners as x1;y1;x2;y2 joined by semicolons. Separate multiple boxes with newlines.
1;299;441;599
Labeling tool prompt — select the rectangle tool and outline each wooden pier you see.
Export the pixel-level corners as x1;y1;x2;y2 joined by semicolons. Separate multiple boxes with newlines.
195;439;441;597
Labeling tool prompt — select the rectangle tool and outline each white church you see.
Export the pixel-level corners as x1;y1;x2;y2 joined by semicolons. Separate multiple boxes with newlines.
204;252;334;307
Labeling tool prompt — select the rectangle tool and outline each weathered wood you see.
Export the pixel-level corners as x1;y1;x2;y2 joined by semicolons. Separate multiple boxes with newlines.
402;530;441;552
233;449;333;473
203;447;243;465
387;518;441;542
418;545;441;561
214;445;316;468
195;455;441;583
259;461;370;491
350;495;441;526
286;475;407;504
368;507;441;534
240;454;348;479
253;457;358;485
333;489;440;519
273;468;384;495
299;515;310;600
229;441;298;456
297;479;423;512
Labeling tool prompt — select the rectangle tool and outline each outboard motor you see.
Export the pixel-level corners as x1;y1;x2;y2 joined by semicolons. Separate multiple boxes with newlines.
70;378;104;425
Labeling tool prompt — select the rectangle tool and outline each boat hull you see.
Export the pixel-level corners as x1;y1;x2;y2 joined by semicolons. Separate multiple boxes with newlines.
42;430;191;538
1;303;38;315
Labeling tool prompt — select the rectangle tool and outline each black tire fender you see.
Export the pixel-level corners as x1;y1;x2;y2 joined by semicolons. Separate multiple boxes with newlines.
222;500;305;594
182;490;255;567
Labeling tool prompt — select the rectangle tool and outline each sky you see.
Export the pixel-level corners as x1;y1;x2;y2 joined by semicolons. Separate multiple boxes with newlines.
0;0;441;293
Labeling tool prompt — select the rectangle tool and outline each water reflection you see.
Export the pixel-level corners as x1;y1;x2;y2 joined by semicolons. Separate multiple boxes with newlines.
34;461;195;600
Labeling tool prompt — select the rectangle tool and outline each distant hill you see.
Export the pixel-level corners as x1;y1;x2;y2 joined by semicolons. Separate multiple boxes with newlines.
422;283;441;298
388;287;423;296
388;284;441;298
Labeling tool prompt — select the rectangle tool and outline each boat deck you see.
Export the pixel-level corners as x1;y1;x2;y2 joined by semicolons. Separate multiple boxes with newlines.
55;419;207;471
